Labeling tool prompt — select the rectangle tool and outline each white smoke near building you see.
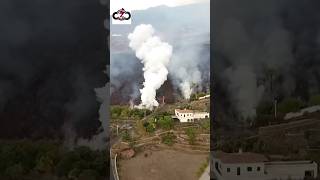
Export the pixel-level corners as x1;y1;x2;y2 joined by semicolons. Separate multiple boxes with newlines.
128;24;172;110
169;49;203;99
223;65;265;118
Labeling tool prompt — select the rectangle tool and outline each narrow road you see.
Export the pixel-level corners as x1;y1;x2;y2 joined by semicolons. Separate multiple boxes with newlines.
110;136;121;180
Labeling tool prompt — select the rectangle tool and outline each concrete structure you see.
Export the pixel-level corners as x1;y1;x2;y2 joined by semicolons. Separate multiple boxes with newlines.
174;109;209;123
284;105;320;120
212;151;318;180
199;165;210;180
199;94;210;100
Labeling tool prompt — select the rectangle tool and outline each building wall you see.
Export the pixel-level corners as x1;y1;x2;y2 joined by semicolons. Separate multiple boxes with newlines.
212;157;266;180
212;157;318;180
175;110;210;123
265;161;318;180
175;110;194;122
194;112;209;119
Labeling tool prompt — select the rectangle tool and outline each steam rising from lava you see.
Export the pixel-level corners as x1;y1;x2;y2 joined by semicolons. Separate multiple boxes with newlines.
128;24;172;109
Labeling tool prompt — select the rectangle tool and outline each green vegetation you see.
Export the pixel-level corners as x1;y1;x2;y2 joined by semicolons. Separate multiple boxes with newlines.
196;158;209;177
157;116;174;130
190;92;207;101
111;106;151;119
121;130;131;142
185;127;197;145
309;94;320;106
200;118;210;132
161;133;176;146
143;121;156;133
277;98;304;114
0;140;107;180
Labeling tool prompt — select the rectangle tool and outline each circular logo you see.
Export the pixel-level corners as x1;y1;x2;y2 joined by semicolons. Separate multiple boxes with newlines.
112;8;131;21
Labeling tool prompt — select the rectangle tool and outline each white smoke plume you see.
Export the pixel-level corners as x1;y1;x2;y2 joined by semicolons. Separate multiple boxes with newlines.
169;53;203;99
168;30;210;100
223;65;265;118
128;24;172;110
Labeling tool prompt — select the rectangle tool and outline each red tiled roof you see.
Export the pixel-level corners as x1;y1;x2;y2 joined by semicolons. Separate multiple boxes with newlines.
213;151;268;164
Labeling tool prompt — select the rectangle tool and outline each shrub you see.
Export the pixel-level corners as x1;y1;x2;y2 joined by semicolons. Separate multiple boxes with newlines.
161;133;176;146
157;116;174;130
278;98;304;113
5;164;25;180
185;127;197;145
122;131;131;142
309;95;320;106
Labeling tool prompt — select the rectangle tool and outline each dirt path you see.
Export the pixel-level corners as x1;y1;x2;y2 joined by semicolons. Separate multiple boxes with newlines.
118;149;208;180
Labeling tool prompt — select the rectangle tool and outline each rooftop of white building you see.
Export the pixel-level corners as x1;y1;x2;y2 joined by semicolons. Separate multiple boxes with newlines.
175;109;194;113
213;151;268;164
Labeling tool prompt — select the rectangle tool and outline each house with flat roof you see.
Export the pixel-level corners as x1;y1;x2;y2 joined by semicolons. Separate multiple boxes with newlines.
212;151;318;180
174;109;209;123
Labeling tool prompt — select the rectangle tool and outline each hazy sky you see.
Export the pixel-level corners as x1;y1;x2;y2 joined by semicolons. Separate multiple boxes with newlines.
111;0;208;12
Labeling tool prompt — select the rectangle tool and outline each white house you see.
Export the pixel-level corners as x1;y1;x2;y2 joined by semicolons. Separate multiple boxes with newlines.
212;151;318;180
174;109;209;123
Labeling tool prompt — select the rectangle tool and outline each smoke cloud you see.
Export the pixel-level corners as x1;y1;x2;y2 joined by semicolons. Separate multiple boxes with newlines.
214;0;320;121
169;35;209;99
128;24;173;109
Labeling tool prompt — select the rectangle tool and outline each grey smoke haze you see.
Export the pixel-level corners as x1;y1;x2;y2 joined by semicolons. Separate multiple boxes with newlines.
77;76;109;150
0;0;107;144
169;33;210;99
213;0;320;120
75;2;109;150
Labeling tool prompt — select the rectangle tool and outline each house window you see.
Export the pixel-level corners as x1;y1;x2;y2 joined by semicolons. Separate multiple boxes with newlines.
247;167;252;172
184;114;185;117
257;167;261;171
237;167;240;175
305;170;313;177
227;168;230;173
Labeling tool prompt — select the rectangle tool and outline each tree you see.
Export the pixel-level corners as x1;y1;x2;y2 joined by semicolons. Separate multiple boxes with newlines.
185;127;197;145
120;108;130;117
68;168;81;179
5;164;25;180
90;151;107;177
278;98;304;113
122;130;131;142
78;169;99;180
56;152;80;177
190;94;197;101
161;133;176;146
144;122;156;133
309;95;320;106
111;106;122;118
200;119;210;131
35;154;54;173
157;116;174;130
256;101;273;115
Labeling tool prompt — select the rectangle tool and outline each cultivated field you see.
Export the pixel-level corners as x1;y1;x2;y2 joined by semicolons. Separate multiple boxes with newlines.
118;148;208;180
